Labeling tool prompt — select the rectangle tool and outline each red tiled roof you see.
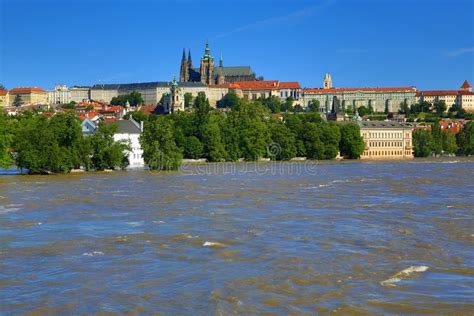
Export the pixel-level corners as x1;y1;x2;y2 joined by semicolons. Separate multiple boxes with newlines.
0;90;8;96
138;105;156;115
40;112;56;117
417;90;474;97
303;87;416;94
461;80;472;89
9;87;46;94
100;105;122;113
279;82;301;89
79;111;100;121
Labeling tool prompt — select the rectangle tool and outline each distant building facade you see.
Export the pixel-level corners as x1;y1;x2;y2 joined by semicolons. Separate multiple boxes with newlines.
48;85;71;105
0;90;8;107
90;80;229;108
302;74;417;113
179;41;258;85
217;80;301;103
8;87;48;106
358;121;414;159
70;86;91;103
416;80;474;112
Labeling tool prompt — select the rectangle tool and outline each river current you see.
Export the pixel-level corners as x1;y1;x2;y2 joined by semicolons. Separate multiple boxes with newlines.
0;160;473;314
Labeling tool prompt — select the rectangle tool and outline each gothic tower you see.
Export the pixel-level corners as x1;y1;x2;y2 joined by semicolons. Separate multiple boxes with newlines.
200;40;214;85
324;73;332;89
179;49;189;82
216;53;225;85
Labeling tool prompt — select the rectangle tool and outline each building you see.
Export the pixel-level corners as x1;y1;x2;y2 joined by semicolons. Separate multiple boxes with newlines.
112;118;144;168
179;41;258;85
302;74;417;113
48;85;71;105
358;121;414;159
217;80;301;103
0;90;8;107
90;80;228;108
416;80;474;112
70;86;91;103
8;87;48;106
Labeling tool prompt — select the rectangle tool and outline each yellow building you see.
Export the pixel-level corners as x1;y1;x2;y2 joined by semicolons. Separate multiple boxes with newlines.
358;121;414;159
416;80;474;112
8;87;48;106
0;90;8;107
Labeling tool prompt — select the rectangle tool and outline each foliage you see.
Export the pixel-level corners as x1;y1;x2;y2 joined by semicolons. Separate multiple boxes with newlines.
0;84;5;90
281;97;294;112
88;122;130;171
434;100;447;116
0;111;15;168
13;94;23;108
110;91;144;107
308;99;320;112
339;123;364;159
413;129;434;157
357;105;372;117
456;122;474;155
184;136;203;159
218;91;239;108
123;110;147;123
259;95;281;113
268;119;297;160
184;93;193;108
61;101;76;110
140;116;182;170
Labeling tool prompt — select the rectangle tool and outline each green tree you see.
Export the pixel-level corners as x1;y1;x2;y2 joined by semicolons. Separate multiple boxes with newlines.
357;106;371;117
88;122;130;170
184;93;193;108
268;119;297;160
308;99;320;112
281;97;295;112
61;101;76;110
260;95;281;114
201;116;227;162
0;84;6;90
13;94;23;108
430;122;443;155
413;129;435;157
399;101;410;115
301;122;325;159
184;136;203;159
123;110;147;123
140;116;182;170
339;123;364;159
110;91;144;107
456;122;474;155
442;132;457;154
434;100;447;116
218;91;239;108
0;111;14;168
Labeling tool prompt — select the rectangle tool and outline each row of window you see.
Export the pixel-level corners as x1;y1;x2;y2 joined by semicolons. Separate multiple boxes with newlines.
362;150;412;156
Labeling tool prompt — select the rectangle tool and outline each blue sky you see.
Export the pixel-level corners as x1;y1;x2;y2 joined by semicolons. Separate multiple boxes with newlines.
0;0;473;90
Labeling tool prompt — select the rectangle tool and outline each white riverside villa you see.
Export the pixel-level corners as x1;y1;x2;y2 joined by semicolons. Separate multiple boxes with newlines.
112;118;144;168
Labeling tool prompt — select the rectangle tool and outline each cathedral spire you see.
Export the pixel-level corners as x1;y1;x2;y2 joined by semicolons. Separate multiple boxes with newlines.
188;49;193;68
180;48;189;82
219;52;223;68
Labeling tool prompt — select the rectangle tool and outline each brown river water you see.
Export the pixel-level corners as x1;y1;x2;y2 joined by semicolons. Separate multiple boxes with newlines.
0;159;473;314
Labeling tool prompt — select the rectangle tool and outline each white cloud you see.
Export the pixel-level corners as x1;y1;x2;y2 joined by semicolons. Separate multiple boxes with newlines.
445;47;474;57
215;0;336;39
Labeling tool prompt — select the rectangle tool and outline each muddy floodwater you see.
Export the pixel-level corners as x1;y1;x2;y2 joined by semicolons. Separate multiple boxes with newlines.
1;160;473;314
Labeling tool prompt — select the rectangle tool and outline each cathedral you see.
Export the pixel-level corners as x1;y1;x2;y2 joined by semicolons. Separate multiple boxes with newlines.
179;41;259;85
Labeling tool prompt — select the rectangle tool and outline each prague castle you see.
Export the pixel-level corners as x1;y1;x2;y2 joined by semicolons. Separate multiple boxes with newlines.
179;41;258;85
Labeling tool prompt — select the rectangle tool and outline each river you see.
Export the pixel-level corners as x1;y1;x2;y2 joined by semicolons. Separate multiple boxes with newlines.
0;159;473;314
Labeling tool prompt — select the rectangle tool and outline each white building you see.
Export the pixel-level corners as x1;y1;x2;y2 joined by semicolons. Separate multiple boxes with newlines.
416;80;474;112
70;86;91;103
48;85;71;105
113;118;144;168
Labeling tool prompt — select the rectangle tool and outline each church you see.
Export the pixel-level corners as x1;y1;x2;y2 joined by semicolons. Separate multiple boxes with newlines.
179;41;259;85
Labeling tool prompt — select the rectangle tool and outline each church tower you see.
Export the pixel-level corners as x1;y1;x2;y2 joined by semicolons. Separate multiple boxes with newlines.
216;53;225;85
179;49;189;82
200;40;215;85
324;73;332;89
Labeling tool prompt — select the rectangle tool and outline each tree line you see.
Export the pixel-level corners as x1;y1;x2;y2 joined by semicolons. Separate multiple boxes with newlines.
0;111;129;173
413;121;474;157
140;92;365;170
